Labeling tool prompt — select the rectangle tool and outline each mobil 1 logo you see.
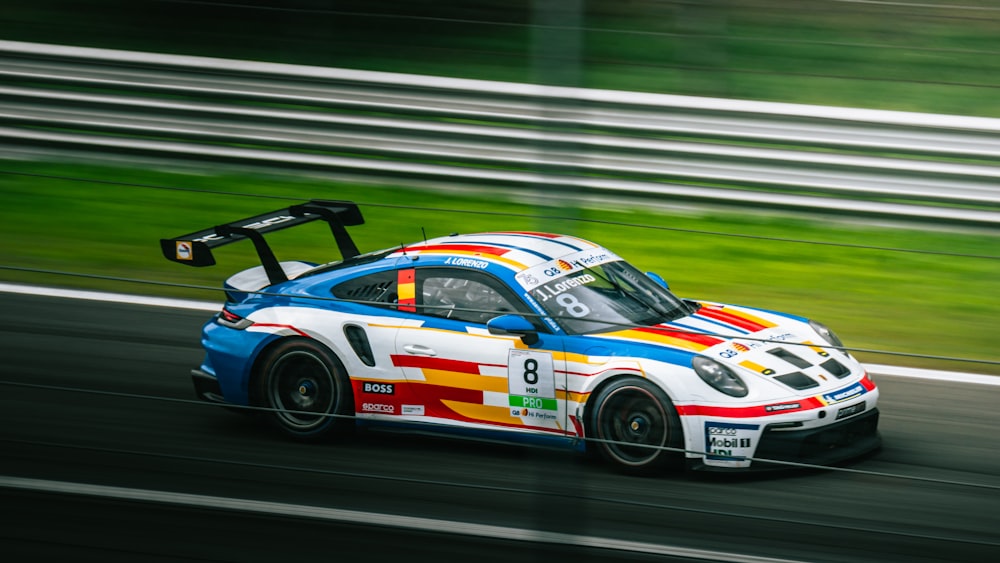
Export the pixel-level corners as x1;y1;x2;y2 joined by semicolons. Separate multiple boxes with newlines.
704;422;759;462
507;349;556;413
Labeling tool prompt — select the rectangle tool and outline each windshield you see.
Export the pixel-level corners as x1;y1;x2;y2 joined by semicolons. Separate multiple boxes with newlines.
529;260;690;334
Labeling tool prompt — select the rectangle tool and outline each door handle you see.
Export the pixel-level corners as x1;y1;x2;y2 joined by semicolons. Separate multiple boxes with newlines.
402;344;437;356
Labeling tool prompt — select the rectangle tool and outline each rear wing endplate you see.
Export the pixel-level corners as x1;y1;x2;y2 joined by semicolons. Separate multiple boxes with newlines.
160;200;364;286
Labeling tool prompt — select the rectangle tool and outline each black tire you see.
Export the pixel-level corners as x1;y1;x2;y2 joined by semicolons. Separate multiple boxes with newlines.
254;339;353;440
586;376;683;475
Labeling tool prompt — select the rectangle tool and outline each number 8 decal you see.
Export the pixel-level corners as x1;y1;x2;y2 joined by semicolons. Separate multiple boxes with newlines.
508;349;556;401
523;358;539;384
556;293;590;318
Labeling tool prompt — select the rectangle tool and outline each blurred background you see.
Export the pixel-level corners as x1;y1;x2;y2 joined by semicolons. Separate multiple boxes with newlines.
6;0;1000;113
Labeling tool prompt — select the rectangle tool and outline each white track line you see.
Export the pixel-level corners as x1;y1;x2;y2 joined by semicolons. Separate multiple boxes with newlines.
1;282;996;385
0;282;218;311
0;475;805;563
865;364;999;386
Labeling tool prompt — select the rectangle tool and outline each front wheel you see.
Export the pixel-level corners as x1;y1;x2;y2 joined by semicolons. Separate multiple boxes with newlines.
586;377;682;475
255;339;353;440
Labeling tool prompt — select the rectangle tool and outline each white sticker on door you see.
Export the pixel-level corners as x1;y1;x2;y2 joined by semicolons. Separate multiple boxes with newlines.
507;349;556;412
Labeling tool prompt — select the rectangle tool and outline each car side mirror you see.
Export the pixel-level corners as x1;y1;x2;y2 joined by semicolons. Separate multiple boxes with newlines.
646;271;670;290
487;314;539;345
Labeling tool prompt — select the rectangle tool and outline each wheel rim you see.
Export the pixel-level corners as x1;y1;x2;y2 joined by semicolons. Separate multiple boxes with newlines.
596;385;669;466
266;350;336;432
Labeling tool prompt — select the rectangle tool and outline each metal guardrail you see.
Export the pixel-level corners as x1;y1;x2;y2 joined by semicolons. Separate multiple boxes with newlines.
1;40;998;226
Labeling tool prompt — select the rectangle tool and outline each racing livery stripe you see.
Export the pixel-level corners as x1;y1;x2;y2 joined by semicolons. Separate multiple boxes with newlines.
443;400;528;427
670;317;750;336
399;243;513;256
677;397;826;418
437;238;554;260
411;383;485;405
493;231;594;251
391;245;530;270
563;365;645;378
397;269;416;312
441;400;569;433
420;368;509;393
817;375;875;405
354;377;579;433
439;249;529;270
695;306;775;333
738;359;774;376
354;374;584;403
390;354;505;375
558;351;599;364
596;326;723;352
860;373;876;390
719;307;779;329
633;326;725;349
679;376;874;417
444;401;571;435
560;390;589;403
803;341;831;356
247;323;310;337
496;231;565;239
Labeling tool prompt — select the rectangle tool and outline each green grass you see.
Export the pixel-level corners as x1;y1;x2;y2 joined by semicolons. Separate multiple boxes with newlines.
2;160;998;375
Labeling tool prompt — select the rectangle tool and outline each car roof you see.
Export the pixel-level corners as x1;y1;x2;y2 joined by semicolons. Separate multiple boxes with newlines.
385;231;610;272
292;231;623;295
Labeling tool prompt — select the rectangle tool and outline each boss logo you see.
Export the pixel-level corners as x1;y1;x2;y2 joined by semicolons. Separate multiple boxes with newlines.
362;382;395;395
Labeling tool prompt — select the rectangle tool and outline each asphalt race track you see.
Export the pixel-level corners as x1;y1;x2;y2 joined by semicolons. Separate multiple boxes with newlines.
1;291;998;562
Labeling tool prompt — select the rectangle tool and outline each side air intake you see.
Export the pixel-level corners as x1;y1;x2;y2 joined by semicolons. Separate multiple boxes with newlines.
344;325;376;367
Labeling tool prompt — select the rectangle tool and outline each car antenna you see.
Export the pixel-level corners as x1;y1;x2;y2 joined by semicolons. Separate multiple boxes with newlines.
421;226;428;244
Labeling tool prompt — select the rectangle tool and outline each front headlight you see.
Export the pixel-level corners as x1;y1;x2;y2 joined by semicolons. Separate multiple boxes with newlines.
809;320;844;349
692;356;748;397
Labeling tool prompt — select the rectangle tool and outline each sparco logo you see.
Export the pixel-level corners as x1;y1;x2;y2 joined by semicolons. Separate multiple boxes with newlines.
362;382;395;395
362;403;395;413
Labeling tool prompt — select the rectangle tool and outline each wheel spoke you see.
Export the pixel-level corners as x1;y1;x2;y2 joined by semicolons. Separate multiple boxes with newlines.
597;385;669;467
267;350;336;432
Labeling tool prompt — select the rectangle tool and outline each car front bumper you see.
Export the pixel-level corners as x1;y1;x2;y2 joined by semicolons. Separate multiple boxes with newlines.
689;408;881;471
753;407;881;468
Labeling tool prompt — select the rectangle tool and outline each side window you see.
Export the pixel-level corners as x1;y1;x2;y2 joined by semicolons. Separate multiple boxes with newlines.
331;270;398;308
418;269;525;325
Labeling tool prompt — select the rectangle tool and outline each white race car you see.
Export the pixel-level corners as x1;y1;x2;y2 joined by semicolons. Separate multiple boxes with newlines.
162;200;880;473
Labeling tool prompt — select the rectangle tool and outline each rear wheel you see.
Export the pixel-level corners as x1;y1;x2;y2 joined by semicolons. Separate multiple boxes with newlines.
255;339;353;440
587;377;682;474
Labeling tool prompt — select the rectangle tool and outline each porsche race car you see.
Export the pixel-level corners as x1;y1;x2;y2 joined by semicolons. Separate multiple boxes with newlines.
161;200;880;473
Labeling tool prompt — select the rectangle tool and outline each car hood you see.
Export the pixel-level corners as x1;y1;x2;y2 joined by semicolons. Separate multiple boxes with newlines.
584;302;862;397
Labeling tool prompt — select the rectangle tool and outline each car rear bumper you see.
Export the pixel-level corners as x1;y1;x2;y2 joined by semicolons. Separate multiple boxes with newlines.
191;368;226;404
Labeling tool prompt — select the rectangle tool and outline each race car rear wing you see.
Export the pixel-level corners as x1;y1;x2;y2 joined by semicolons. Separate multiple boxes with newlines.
160;200;364;286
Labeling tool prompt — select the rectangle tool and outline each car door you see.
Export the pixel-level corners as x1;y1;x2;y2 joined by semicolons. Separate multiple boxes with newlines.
392;266;569;435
